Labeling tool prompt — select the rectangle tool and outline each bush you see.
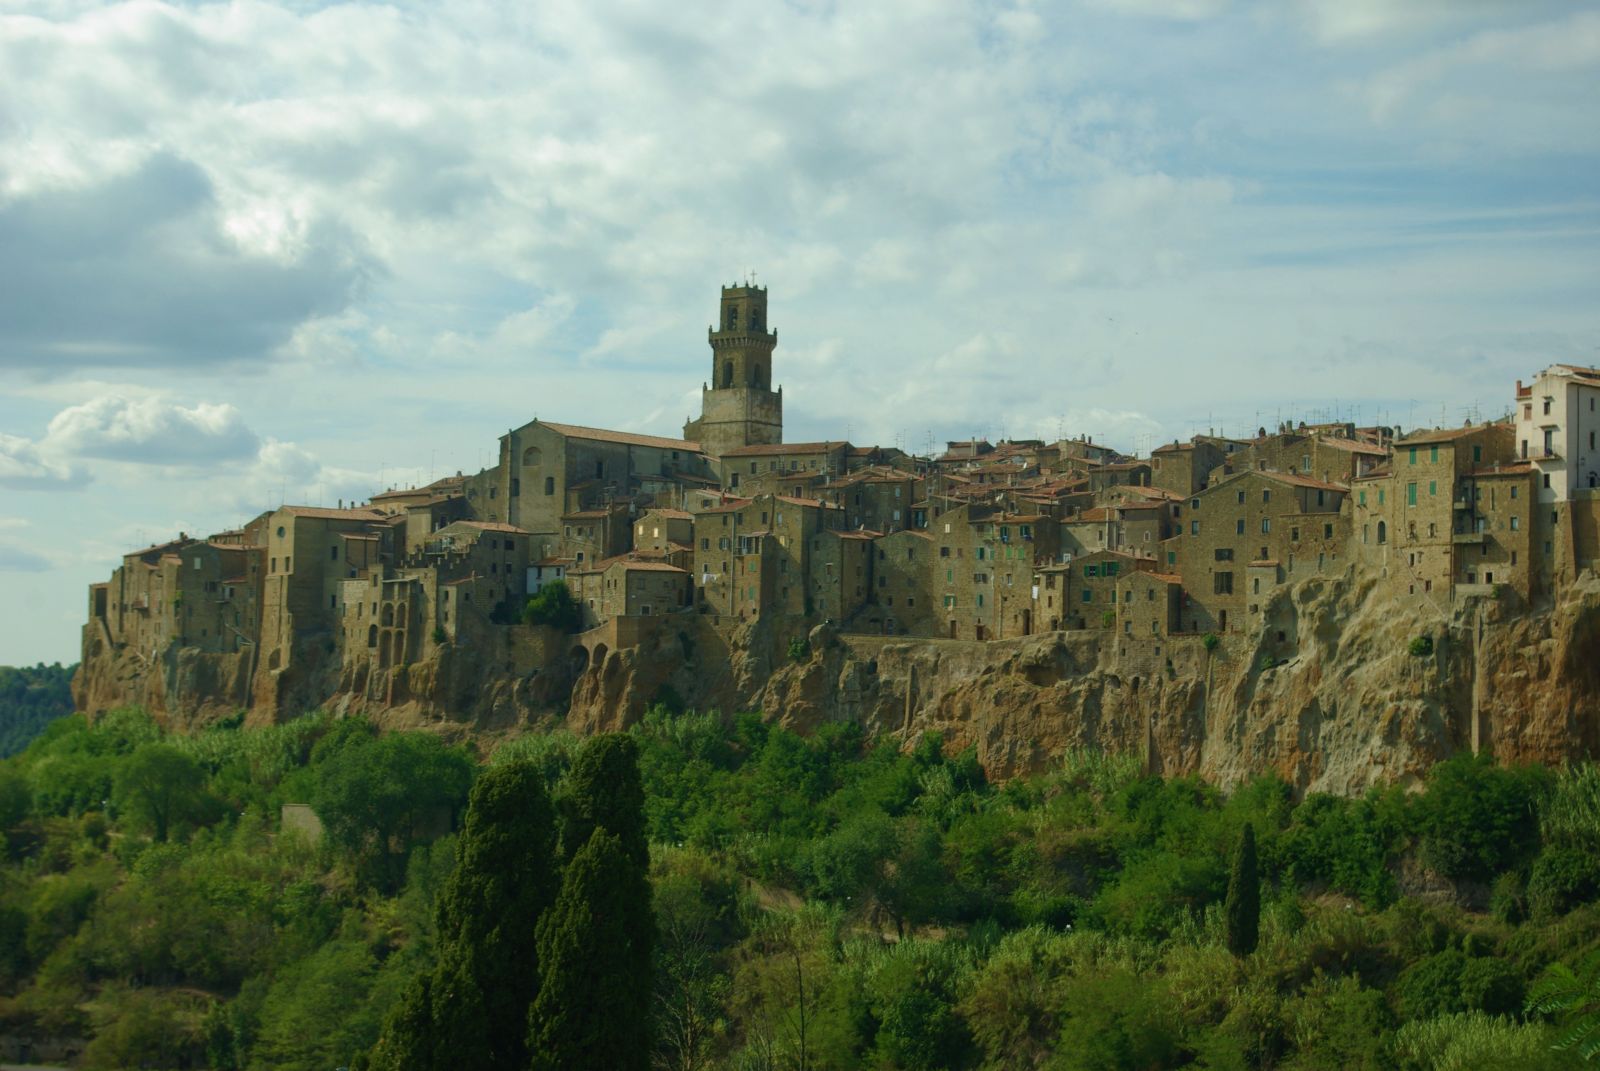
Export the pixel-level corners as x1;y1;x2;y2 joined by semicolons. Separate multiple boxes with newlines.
1527;846;1600;920
1408;635;1434;657
430;625;447;645
1203;632;1220;651
1413;754;1548;882
522;584;582;632
787;637;811;663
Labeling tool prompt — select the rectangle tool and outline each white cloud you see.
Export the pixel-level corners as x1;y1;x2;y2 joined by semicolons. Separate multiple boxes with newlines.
0;433;88;491
44;394;261;464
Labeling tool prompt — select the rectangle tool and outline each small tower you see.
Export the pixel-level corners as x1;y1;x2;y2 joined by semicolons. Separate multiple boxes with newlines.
684;282;783;457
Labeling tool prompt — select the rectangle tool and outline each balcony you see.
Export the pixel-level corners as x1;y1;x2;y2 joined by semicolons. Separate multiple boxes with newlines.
1452;531;1487;545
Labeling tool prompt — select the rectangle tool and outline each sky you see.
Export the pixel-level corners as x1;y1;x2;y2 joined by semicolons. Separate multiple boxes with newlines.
1;0;1598;666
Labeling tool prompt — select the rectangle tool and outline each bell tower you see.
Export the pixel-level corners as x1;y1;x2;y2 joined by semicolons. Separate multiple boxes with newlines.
684;282;783;457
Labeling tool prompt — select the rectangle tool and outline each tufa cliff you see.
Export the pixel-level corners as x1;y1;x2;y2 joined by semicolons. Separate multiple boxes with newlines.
74;571;1600;795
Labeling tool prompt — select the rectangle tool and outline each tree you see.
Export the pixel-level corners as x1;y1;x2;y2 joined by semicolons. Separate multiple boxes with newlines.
559;734;648;868
1225;822;1260;957
523;584;582;632
112;742;208;842
528;829;655;1071
370;761;559;1070
1527;961;1600;1063
311;728;475;891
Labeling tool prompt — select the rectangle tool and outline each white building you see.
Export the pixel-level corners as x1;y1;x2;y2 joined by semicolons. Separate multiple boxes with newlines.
1514;364;1600;504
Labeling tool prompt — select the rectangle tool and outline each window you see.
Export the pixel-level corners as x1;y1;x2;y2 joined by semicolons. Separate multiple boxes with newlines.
1302;455;1311;472
1236;491;1246;504
1291;527;1300;542
1407;482;1418;507
940;546;950;557
1084;564;1099;578
1324;523;1334;539
1082;589;1092;603
1260;518;1270;533
1359;490;1366;506
1213;572;1233;594
331;546;339;561
1190;498;1200;511
1235;519;1245;535
1430;446;1439;463
1191;521;1200;535
1428;480;1437;497
545;476;555;495
1544;398;1552;416
1473;445;1482;463
1409;447;1418;465
1214;548;1233;562
1167;551;1177;565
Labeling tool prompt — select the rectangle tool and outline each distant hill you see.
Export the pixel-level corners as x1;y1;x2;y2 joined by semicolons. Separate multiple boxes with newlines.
0;663;75;756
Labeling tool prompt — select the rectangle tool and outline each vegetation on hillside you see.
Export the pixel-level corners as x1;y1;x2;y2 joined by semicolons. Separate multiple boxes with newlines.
0;663;74;757
0;705;1597;1069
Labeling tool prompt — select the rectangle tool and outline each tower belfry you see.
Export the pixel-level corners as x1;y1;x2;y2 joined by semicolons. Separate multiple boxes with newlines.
684;282;783;457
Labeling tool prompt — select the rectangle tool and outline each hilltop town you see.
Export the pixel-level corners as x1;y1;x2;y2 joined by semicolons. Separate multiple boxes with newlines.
74;284;1600;788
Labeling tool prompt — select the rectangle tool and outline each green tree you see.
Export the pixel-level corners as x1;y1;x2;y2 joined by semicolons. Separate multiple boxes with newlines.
523;583;582;632
1225;822;1260;957
560;734;648;867
438;762;562;1068
1527;961;1600;1063
529;829;655;1071
311;728;475;891
112;742;209;842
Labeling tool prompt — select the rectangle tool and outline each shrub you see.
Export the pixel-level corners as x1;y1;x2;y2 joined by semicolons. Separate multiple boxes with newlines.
430;625;447;645
1408;635;1434;657
1528;846;1600;920
521;584;582;633
787;637;811;663
1203;632;1220;651
1413;753;1548;882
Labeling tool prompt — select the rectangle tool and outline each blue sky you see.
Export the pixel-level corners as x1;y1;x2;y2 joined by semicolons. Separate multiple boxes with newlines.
1;0;1598;665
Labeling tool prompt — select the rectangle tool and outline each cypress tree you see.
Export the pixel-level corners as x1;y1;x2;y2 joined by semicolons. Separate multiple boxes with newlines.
1225;822;1261;958
370;761;559;1070
559;733;648;868
528;828;655;1071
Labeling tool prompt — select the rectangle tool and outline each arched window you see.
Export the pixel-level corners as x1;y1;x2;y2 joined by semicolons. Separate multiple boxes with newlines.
1377;520;1387;545
725;306;738;330
522;446;542;467
722;361;734;388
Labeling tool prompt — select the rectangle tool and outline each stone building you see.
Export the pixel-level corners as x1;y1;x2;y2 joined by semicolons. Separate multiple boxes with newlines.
683;284;784;457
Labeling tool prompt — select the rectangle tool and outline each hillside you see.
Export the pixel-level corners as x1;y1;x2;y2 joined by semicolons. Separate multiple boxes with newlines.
0;708;1597;1068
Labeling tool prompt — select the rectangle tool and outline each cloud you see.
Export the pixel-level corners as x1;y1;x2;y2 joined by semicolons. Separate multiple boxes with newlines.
0;433;88;491
0;152;374;371
44;395;261;464
0;545;53;573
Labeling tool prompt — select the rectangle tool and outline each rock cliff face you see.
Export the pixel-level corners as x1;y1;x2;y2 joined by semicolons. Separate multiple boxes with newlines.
73;574;1600;795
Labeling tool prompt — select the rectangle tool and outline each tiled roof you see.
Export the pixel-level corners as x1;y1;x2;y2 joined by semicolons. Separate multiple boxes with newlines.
281;506;388;521
721;441;849;457
536;420;701;453
1318;437;1389;456
775;495;842;509
533;556;574;567
561;510;611;520
1140;572;1183;584
1466;463;1535;477
1250;559;1280;567
459;521;530;533
1396;424;1501;446
1257;471;1349;493
610;560;689;573
643;508;694;520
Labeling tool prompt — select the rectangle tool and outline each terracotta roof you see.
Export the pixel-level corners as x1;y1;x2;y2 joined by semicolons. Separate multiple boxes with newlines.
281;506;388;521
561;510;611;520
1139;572;1183;584
1152;441;1194;454
1258;471;1349;493
775;495;842;509
1466;463;1535;477
1070;508;1115;522
610;560;689;573
642;508;694;520
219;576;248;585
1396;424;1503;446
836;530;881;540
720;441;849;457
459;521;530;533
536;420;700;453
340;532;381;541
1318;437;1389;456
